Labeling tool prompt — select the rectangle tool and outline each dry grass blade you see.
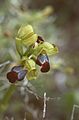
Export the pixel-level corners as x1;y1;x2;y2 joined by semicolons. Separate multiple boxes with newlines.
70;104;79;120
43;92;47;119
0;61;11;68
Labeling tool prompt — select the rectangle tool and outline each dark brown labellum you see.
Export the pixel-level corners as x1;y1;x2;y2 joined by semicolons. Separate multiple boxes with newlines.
41;61;50;73
7;71;18;83
7;66;27;83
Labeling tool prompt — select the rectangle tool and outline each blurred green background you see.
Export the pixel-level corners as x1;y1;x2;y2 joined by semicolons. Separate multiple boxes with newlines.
0;0;79;120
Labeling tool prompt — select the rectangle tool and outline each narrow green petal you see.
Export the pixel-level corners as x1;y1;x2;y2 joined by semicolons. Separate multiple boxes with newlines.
42;42;59;55
33;42;58;56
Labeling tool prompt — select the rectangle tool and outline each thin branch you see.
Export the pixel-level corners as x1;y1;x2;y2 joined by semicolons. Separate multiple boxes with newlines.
46;96;61;101
21;82;61;101
19;80;61;101
25;86;39;100
25;86;61;102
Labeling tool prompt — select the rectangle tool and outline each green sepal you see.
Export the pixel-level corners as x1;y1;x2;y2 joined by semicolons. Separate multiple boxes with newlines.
20;57;37;80
17;25;34;39
22;34;38;47
33;42;58;56
26;69;37;80
25;59;37;80
16;25;38;47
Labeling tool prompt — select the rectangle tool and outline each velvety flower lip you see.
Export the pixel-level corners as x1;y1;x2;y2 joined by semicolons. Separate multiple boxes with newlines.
7;71;18;83
7;66;27;83
41;61;50;73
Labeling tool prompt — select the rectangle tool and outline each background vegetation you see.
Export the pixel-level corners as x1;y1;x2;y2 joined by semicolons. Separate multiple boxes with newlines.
0;0;79;119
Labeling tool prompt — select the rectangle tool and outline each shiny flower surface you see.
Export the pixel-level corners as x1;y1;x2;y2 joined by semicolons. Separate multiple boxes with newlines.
7;66;27;83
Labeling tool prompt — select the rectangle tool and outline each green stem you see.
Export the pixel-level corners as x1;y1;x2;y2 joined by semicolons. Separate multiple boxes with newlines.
0;84;16;113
